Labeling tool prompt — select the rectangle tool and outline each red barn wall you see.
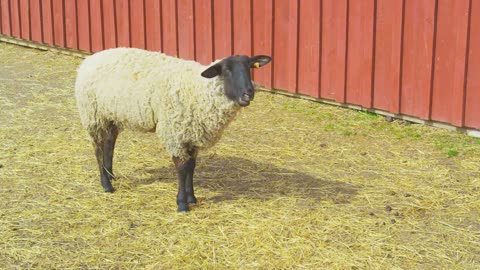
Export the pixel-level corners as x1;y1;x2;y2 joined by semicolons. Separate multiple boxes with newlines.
1;0;479;130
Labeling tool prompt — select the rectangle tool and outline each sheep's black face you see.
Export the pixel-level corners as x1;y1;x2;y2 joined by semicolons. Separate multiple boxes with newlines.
201;55;272;107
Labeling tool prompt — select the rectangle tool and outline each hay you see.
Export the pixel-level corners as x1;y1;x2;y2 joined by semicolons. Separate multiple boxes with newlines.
0;42;479;269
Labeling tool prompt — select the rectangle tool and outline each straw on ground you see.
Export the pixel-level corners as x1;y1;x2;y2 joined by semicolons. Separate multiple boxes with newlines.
0;42;479;269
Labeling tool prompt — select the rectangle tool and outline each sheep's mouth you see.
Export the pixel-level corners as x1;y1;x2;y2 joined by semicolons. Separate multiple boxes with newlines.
237;99;250;107
238;94;252;107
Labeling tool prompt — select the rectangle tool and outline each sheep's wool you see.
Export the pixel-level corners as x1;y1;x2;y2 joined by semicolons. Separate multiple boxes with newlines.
75;48;240;159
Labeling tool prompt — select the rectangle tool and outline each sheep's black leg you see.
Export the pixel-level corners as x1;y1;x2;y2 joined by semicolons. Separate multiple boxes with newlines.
92;124;118;193
93;135;114;193
173;156;195;212
185;149;197;204
103;124;119;185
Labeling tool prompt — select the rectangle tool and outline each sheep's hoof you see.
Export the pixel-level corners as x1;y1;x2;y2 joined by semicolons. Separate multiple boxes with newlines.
187;195;197;205
177;203;190;212
103;185;115;193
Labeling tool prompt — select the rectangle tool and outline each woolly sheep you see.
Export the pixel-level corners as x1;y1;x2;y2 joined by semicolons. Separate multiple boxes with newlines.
75;48;272;211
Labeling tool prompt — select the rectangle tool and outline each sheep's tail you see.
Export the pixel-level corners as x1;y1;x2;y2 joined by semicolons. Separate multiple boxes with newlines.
75;73;100;139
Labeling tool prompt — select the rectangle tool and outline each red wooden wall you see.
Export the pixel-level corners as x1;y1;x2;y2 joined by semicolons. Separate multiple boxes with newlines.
0;0;479;130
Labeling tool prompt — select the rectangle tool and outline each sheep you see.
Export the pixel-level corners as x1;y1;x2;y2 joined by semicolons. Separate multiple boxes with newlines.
75;48;272;211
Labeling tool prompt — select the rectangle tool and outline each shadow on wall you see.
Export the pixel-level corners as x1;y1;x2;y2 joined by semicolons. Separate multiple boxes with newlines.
135;155;359;204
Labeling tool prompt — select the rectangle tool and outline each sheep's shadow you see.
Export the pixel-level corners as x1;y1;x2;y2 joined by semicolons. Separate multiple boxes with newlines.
136;155;359;203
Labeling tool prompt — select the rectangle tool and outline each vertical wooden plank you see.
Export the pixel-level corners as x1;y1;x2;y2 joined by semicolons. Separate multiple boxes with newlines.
145;0;161;51
297;0;320;97
212;0;232;60
10;0;21;38
161;0;178;56
29;0;42;43
321;0;348;102
373;0;403;113
273;0;298;92
52;0;65;46
41;0;54;45
115;0;129;48
346;0;375;107
102;0;116;49
64;0;78;49
194;0;213;65
1;0;11;36
77;0;90;51
465;0;480;129
431;0;470;126
19;0;30;39
252;0;273;88
130;0;145;49
89;0;103;52
232;0;251;56
177;0;195;60
401;0;436;119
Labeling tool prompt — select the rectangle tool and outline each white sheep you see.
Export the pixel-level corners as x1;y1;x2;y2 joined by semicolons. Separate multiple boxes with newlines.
75;48;271;211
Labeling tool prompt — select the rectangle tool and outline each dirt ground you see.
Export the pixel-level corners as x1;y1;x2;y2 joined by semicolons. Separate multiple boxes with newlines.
0;42;479;269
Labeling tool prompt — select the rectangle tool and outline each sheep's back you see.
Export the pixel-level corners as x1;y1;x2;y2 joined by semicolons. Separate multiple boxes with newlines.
74;48;209;132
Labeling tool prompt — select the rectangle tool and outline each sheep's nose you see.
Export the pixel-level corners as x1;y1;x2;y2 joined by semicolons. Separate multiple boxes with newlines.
242;88;254;102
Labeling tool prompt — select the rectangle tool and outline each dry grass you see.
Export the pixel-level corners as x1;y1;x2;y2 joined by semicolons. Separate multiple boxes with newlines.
0;42;479;269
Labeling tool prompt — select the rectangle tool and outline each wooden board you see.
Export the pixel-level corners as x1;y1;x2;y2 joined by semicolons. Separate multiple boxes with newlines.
373;0;403;113
232;0;251;56
64;0;78;49
177;0;195;60
272;0;298;93
130;0;145;49
465;0;480;129
346;0;375;108
89;0;103;52
29;0;42;43
41;0;54;45
52;0;65;46
297;0;321;98
194;0;213;65
0;0;11;35
212;0;231;60
19;0;30;39
321;0;348;102
252;0;273;88
10;0;20;38
161;0;178;56
431;0;470;126
103;0;117;49
115;0;130;48
400;0;436;119
145;0;162;51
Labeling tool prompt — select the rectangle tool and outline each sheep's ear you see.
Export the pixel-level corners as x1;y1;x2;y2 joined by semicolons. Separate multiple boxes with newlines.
201;64;222;78
250;55;272;69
